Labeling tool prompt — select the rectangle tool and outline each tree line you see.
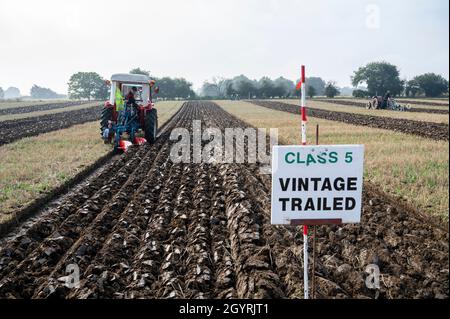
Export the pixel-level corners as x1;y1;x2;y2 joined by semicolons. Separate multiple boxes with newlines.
0;86;21;99
63;65;450;101
66;68;196;100
0;85;66;100
351;61;449;98
199;75;341;99
2;63;447;101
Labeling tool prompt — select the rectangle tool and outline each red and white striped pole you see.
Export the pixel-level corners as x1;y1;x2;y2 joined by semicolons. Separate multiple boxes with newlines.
300;65;307;146
300;65;309;299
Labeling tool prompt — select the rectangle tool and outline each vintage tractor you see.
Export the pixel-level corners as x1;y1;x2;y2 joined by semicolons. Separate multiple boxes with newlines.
367;96;411;111
100;73;159;152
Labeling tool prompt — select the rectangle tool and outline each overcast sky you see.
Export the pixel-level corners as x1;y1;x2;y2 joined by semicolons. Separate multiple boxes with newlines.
0;0;448;95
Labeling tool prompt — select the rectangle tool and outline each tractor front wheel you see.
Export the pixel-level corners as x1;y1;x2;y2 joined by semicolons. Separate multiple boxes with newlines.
367;98;377;109
144;108;158;144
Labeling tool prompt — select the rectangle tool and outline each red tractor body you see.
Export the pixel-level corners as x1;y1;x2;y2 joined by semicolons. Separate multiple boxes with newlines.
100;74;159;152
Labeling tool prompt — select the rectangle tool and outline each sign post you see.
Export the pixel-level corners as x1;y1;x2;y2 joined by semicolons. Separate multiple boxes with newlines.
271;144;364;297
274;65;364;299
300;65;309;299
312;124;319;299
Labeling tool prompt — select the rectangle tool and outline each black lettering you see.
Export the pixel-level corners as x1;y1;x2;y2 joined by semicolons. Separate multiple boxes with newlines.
333;197;344;210
279;178;290;191
279;198;289;211
346;197;356;210
323;197;332;211
321;178;332;191
333;177;345;191
292;198;302;211
347;177;358;191
304;198;315;211
298;178;308;191
311;177;321;191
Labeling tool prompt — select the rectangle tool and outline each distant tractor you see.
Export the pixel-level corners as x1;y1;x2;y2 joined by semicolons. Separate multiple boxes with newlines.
101;74;159;152
367;95;411;112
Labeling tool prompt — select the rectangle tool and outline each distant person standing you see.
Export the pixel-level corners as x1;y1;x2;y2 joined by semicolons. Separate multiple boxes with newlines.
383;90;391;108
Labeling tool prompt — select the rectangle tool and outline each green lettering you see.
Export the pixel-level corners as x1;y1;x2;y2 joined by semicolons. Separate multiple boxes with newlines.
329;152;338;163
345;152;353;163
297;152;306;164
285;152;295;164
306;154;317;166
317;154;326;164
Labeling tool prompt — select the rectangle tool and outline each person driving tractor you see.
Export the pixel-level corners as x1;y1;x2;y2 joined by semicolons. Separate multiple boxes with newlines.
126;87;139;108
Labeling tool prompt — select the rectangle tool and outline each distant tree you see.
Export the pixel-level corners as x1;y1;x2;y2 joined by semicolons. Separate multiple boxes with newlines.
130;68;151;76
157;77;195;99
307;85;317;99
155;77;174;99
200;77;224;98
292;77;325;98
404;79;422;97
200;81;221;97
68;72;106;100
306;77;326;96
174;78;196;98
30;85;60;99
413;73;448;97
324;81;340;98
273;77;294;98
351;61;404;96
257;77;275;98
352;89;370;98
232;75;256;99
219;79;236;98
0;87;3;99
93;80;110;100
4;87;21;99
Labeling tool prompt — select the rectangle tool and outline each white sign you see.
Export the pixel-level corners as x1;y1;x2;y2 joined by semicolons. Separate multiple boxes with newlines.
271;145;364;224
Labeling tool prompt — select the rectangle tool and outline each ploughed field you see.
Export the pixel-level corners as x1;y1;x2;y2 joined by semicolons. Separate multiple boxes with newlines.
315;98;449;114
0;106;100;146
0;102;447;299
250;100;449;141
395;99;449;107
0;101;96;116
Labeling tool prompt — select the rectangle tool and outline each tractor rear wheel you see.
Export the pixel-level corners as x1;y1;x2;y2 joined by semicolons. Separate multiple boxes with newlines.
144;108;158;144
100;107;113;136
372;98;379;109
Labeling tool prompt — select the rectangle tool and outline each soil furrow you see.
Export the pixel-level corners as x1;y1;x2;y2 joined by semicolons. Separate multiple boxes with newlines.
0;101;98;116
0;146;152;298
0;106;100;146
0;147;139;275
30;143;163;298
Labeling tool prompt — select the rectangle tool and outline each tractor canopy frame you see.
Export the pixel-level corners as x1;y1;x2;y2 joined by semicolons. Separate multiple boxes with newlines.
107;73;155;108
